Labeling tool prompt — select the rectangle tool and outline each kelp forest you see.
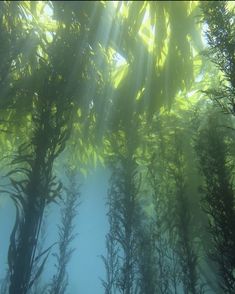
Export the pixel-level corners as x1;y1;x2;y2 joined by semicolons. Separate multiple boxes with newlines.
0;1;235;293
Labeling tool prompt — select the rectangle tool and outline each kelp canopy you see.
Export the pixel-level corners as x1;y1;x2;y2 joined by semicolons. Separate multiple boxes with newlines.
0;1;235;294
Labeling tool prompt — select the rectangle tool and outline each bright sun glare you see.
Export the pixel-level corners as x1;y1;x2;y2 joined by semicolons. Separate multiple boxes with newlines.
138;4;155;52
43;3;53;17
112;1;155;52
39;1;53;22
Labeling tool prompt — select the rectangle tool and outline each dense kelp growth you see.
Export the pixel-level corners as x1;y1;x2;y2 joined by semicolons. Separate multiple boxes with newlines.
0;1;235;293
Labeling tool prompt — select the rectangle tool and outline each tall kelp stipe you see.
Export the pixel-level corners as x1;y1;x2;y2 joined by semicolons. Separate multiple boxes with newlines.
49;168;80;294
0;1;102;292
201;1;235;117
195;111;235;293
3;2;80;293
7;81;73;293
200;1;235;292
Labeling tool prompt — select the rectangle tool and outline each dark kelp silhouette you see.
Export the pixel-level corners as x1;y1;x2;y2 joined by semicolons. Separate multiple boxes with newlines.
49;168;80;294
8;88;73;293
201;1;235;117
196;114;235;293
103;123;141;294
4;2;95;292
